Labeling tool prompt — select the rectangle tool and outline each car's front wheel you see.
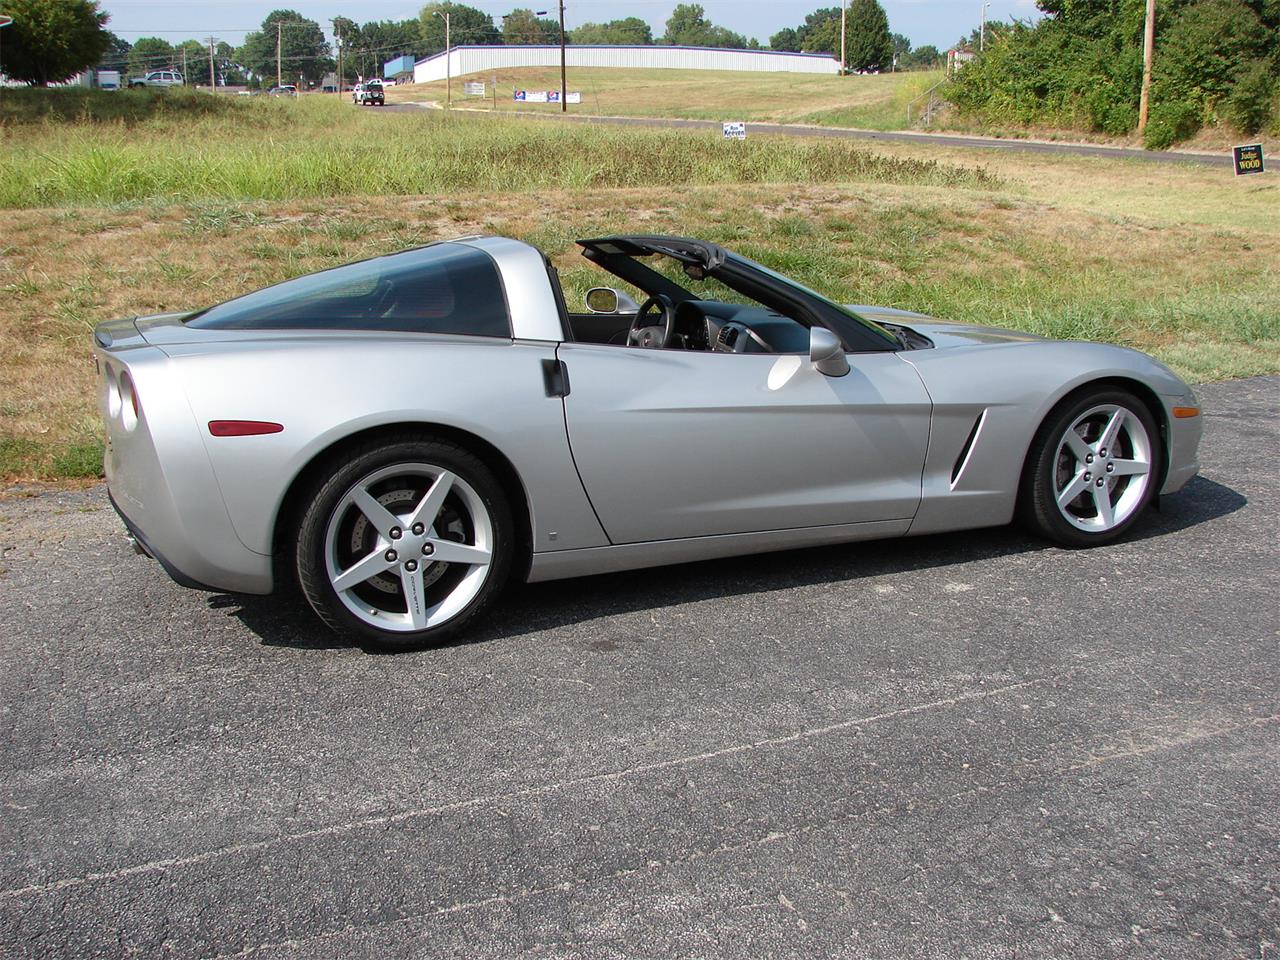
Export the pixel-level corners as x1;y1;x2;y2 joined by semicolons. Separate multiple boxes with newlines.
295;438;513;649
1021;388;1163;547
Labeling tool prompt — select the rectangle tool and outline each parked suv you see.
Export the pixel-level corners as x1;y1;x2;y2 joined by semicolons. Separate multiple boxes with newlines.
128;71;184;89
353;81;385;106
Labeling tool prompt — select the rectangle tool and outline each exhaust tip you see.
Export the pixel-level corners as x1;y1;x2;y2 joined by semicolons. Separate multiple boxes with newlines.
126;533;152;558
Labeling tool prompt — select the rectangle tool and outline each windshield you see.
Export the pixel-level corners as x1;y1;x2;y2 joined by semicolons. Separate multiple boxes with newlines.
724;253;898;347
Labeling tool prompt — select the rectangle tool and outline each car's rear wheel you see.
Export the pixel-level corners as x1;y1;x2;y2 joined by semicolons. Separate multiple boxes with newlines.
296;438;512;649
1021;388;1162;547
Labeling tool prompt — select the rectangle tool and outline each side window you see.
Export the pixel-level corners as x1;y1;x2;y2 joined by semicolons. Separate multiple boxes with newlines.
187;243;512;337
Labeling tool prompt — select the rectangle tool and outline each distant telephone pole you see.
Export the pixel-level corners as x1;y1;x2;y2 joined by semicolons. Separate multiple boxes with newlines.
276;21;284;88
331;19;343;95
980;0;991;50
434;9;452;107
840;0;847;74
207;37;217;91
1138;0;1156;134
559;0;566;111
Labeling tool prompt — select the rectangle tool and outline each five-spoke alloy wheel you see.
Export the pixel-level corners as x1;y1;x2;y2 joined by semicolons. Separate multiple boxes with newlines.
296;438;512;648
1021;388;1163;547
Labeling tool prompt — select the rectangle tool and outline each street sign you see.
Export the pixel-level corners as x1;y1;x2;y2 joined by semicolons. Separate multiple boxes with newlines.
1232;143;1265;176
463;81;485;96
722;121;747;140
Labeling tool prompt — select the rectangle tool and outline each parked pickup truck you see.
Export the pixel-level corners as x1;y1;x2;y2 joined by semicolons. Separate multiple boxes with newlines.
352;81;385;106
128;71;184;89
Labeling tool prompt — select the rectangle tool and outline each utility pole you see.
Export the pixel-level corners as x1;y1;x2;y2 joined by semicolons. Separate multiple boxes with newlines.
182;45;188;82
207;37;217;91
840;0;846;75
331;19;342;95
276;21;284;88
434;9;451;107
980;0;990;51
1138;0;1156;134
559;0;567;111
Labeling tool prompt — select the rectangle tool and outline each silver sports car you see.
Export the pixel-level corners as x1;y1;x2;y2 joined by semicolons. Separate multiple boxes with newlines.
94;235;1203;647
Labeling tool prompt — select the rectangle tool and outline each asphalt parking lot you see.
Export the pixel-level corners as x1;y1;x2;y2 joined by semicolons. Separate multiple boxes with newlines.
1;376;1276;959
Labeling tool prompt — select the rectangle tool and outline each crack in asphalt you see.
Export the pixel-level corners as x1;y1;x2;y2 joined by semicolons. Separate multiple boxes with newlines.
0;673;1056;902
205;712;1279;960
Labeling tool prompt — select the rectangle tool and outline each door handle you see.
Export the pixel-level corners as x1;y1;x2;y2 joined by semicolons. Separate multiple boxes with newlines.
542;359;570;398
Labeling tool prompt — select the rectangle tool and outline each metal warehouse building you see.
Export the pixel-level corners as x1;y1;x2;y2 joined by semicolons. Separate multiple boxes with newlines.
413;45;840;83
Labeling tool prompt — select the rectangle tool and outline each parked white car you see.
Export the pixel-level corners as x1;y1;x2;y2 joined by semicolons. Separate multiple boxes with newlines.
128;71;184;89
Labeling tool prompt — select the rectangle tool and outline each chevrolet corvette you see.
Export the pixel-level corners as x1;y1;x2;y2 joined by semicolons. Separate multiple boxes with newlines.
93;235;1203;647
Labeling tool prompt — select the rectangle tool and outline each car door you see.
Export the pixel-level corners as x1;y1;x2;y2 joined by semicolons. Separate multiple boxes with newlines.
557;342;932;544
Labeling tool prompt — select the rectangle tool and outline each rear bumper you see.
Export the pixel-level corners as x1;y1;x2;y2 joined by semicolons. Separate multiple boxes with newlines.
109;490;224;592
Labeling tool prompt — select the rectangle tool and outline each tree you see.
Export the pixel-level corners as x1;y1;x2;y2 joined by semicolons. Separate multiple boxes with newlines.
126;36;174;76
238;10;332;86
769;26;800;51
571;17;653;44
501;8;559;44
0;0;110;85
661;3;751;48
98;30;130;70
901;43;941;69
419;3;499;53
1152;0;1273;106
845;0;892;72
342;18;421;80
891;31;912;64
175;38;209;84
797;8;841;56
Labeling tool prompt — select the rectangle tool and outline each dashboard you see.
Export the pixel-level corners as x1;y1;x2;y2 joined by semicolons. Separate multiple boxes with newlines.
672;300;812;354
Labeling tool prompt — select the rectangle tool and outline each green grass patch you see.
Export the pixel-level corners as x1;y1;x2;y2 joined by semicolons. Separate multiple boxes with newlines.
50;439;105;479
0;87;246;127
0;97;998;207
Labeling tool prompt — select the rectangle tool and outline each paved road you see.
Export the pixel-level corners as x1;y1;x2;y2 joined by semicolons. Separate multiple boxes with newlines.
1;377;1276;959
382;101;1232;167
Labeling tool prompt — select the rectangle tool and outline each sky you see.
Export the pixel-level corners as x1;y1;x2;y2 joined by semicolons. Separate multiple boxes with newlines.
96;0;1042;53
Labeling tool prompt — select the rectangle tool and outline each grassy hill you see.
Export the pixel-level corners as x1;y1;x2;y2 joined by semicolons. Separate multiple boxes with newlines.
395;67;944;130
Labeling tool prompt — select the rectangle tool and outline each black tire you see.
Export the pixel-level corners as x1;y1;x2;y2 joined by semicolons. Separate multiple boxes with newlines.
1019;387;1163;548
295;436;513;650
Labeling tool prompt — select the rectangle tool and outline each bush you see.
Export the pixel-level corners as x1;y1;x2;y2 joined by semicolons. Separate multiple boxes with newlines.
1144;100;1202;149
1151;0;1273;108
1223;60;1277;134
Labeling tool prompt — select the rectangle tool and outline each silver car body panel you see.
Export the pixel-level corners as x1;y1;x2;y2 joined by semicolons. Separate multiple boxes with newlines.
93;237;1203;598
558;344;931;542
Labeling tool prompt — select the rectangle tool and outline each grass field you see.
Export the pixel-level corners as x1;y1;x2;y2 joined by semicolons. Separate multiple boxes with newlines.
400;67;943;129
0;89;985;207
0;89;1276;480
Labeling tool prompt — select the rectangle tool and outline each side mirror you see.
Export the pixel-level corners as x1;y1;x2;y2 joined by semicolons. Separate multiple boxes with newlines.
585;287;640;315
809;326;850;377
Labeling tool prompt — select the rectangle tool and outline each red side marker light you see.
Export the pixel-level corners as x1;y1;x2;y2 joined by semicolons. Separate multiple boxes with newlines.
208;420;284;437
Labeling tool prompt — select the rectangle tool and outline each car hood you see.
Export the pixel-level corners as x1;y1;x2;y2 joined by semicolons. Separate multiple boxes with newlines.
847;305;1046;349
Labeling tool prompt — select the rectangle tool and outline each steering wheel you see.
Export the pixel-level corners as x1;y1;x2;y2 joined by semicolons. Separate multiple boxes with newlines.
628;294;675;349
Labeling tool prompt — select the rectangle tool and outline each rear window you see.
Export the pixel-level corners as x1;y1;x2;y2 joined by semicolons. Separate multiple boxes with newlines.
186;243;511;337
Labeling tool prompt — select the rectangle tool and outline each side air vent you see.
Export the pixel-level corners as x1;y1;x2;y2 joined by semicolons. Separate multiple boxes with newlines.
950;410;988;489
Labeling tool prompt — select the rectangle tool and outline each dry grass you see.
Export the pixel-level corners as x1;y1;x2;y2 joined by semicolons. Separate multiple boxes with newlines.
396;67;942;129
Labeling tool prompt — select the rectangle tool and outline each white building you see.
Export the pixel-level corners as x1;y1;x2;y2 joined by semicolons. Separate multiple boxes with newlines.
413;44;840;84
